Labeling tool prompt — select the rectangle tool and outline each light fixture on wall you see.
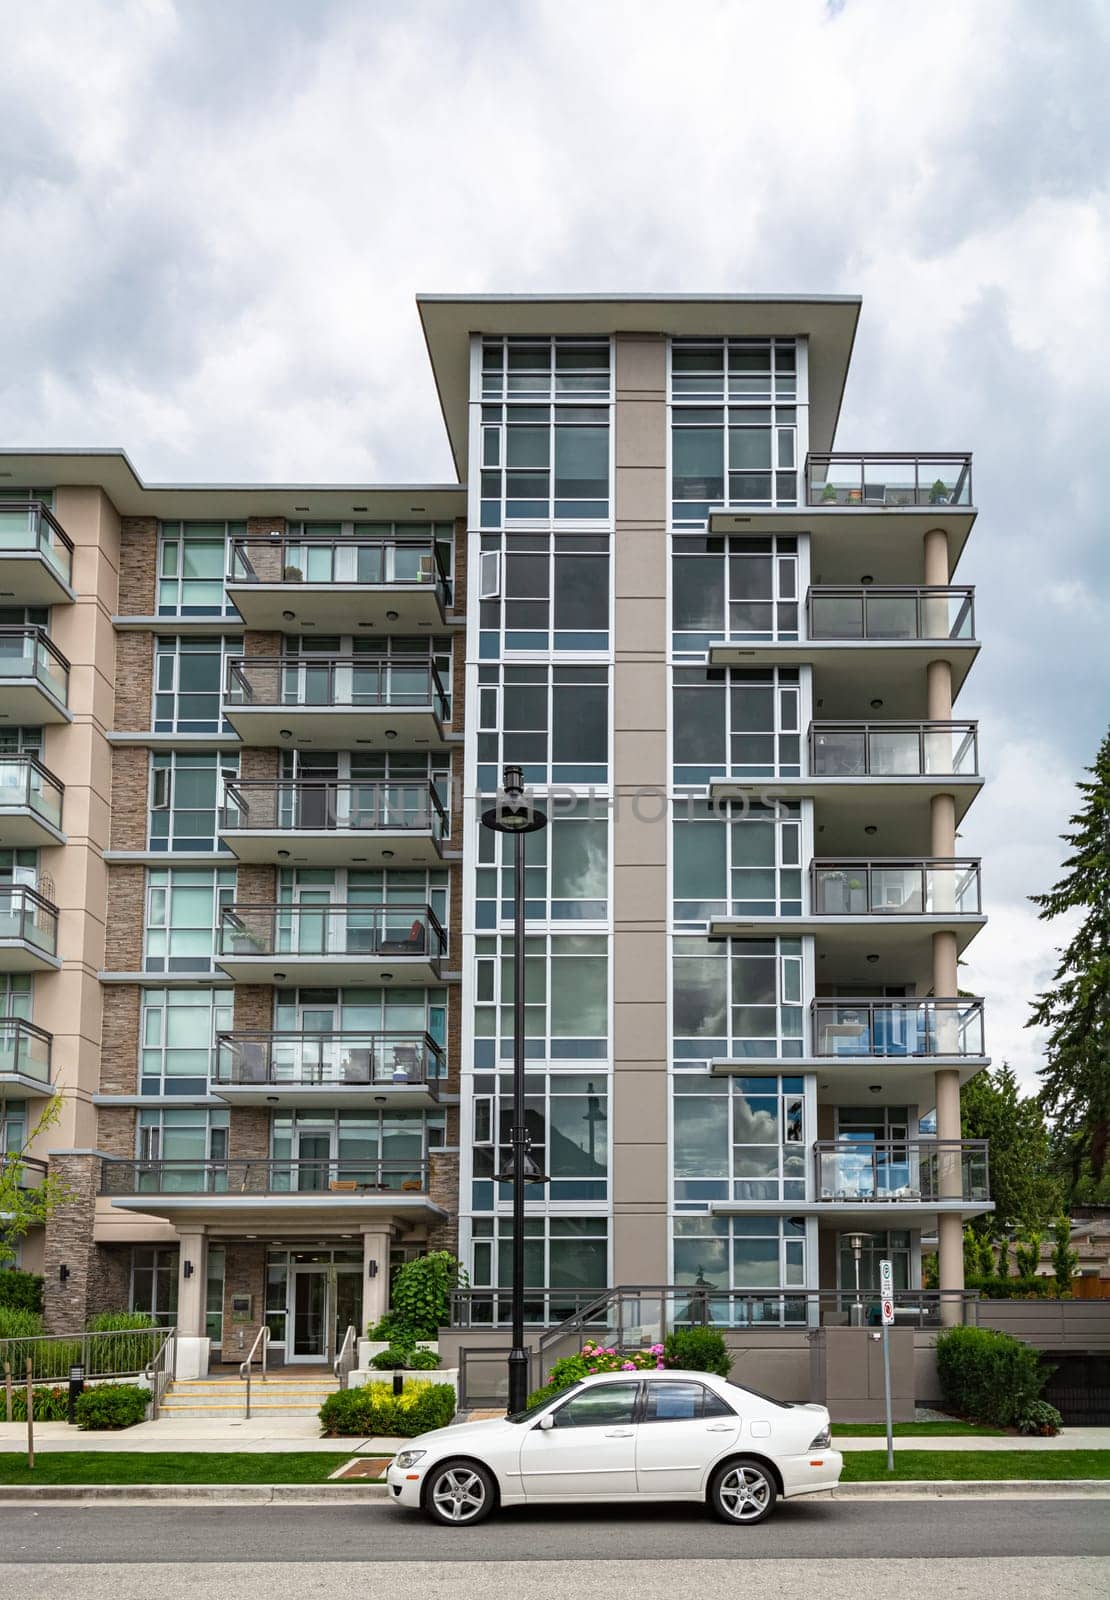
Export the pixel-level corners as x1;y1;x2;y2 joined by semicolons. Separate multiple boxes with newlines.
866;953;880;964
869;1085;883;1094
864;825;878;836
367;1260;379;1278
869;698;884;710
183;1261;194;1279
386;611;399;622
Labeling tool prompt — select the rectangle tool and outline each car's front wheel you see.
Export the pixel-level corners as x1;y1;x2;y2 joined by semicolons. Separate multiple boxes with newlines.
709;1458;778;1525
424;1458;497;1526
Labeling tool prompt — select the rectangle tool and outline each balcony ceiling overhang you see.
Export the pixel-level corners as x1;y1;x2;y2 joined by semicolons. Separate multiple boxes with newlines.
0;683;71;725
216;952;446;986
708;507;977;580
711;1055;989;1106
418;293;862;476
707;640;980;716
218;825;443;868
0;552;76;607
223;704;448;751
0;808;66;850
226;582;450;635
0;942;61;974
709;914;986;989
706;777;983;855
211;1081;440;1110
0;1071;53;1101
107;1192;446;1229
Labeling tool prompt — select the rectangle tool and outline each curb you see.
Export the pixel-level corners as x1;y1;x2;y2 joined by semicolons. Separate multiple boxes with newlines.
0;1479;1106;1505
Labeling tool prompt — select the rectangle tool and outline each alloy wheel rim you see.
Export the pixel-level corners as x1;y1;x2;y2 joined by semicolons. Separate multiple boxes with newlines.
432;1467;485;1522
719;1466;772;1520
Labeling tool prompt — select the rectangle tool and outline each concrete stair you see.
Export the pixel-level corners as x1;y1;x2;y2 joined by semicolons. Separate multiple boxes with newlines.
159;1374;340;1418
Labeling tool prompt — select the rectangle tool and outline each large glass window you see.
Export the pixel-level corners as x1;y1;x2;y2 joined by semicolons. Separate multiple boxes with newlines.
673;666;800;785
158;522;242;615
469;1215;608;1300
478;532;609;655
131;1246;179;1321
154;636;238;733
673;1074;806;1205
276;866;448;928
673;1214;807;1313
477;664;609;789
269;1108;445;1190
474;933;608;1063
0;974;32;1023
144;868;236;972
672;535;799;654
476;797;608;928
273;985;447;1067
671;340;798;525
138;1106;230;1190
149;751;239;852
479;339;611;526
673;936;803;1065
471;1070;608;1208
673;801;801;923
140;987;233;1094
837;1229;911;1294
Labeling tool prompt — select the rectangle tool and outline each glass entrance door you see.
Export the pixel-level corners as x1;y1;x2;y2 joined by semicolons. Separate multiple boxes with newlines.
290;1267;329;1361
334;1269;363;1356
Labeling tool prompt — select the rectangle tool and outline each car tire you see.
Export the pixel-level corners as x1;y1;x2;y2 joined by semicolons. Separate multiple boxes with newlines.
423;1458;497;1527
708;1457;778;1525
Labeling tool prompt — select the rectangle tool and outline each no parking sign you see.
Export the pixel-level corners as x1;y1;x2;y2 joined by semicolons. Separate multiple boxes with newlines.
880;1258;894;1326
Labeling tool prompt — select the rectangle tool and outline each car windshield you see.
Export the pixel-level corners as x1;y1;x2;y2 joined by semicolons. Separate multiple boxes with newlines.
507;1383;583;1424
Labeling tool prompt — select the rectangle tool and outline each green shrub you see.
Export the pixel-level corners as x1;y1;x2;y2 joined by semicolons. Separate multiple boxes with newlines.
0;1270;43;1314
74;1383;150;1430
369;1343;441;1371
388;1252;466;1339
319;1380;456;1437
664;1327;732;1377
8;1383;71;1421
86;1311;157;1332
0;1305;43;1340
967;1274;1054;1300
935;1324;1050;1426
1016;1399;1063;1436
368;1310;419;1344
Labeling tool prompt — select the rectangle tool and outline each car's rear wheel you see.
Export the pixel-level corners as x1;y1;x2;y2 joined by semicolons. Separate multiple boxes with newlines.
424;1458;496;1526
709;1458;778;1525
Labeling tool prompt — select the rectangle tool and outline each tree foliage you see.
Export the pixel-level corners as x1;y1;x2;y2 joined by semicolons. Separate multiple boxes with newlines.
0;1096;68;1267
1027;729;1110;1204
960;1061;1058;1232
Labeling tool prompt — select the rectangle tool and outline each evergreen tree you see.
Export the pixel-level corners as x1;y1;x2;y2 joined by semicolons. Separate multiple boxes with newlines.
1051;1215;1079;1296
960;1061;1058;1232
1028;730;1110;1204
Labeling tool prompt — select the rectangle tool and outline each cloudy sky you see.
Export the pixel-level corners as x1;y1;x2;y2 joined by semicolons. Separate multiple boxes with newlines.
3;0;1107;1088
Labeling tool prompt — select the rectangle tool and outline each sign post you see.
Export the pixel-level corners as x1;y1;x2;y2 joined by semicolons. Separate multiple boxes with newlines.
879;1258;895;1472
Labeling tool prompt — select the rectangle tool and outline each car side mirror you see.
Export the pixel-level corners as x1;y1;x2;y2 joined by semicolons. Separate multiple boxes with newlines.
537;1412;555;1430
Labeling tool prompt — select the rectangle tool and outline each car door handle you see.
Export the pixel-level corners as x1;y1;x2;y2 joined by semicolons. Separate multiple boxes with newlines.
706;1424;734;1432
605;1429;634;1437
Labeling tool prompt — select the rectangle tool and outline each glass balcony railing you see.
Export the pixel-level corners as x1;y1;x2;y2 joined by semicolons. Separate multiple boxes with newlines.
0;501;74;585
101;1157;430;1197
809;721;979;778
213;1030;443;1091
0;756;64;831
807;586;975;641
0;886;59;957
218;902;447;964
221;779;448;841
0;1019;52;1084
228;535;452;606
806;453;973;508
0;628;69;707
811;997;985;1058
814;1140;990;1205
811;859;981;916
225;656;450;722
12;1156;47;1191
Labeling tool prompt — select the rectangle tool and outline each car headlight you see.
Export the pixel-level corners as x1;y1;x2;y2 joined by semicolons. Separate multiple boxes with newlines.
394;1450;426;1470
808;1426;831;1450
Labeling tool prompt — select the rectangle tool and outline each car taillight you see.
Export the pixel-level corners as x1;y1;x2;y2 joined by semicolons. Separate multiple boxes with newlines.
808;1425;831;1450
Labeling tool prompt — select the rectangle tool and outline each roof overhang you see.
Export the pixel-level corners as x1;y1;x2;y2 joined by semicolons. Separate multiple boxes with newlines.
417;293;863;476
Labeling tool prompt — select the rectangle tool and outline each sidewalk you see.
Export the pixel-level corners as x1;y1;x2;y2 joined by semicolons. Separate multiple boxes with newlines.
0;1419;405;1454
836;1428;1110;1452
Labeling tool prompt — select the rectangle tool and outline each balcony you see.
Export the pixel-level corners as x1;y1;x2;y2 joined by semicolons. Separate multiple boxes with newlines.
8;1156;47;1194
223;656;450;749
812;1139;991;1225
0;501;75;605
812;997;985;1059
0;1019;52;1097
0;756;65;848
226;534;452;633
0;887;60;971
216;902;448;985
806;453;972;511
101;1156;441;1229
219;778;449;867
212;1029;443;1108
0;628;70;723
812;858;981;916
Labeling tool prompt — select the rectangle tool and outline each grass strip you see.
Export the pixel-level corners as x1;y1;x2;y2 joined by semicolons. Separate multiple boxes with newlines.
831;1421;1006;1437
0;1452;363;1485
840;1449;1110;1482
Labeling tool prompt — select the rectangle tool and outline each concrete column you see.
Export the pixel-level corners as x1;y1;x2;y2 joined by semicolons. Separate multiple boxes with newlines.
362;1227;393;1330
175;1229;210;1378
923;526;950;585
934;1066;965;1323
926;659;953;720
930;792;956;858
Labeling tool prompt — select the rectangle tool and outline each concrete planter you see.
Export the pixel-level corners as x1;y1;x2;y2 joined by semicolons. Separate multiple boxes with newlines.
348;1366;457;1397
357;1338;439;1368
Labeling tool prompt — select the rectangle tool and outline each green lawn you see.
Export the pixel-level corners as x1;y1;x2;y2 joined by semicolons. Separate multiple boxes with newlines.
0;1453;370;1485
832;1421;1007;1437
841;1450;1110;1481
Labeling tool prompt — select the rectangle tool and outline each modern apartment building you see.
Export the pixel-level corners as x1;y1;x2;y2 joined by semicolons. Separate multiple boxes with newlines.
0;294;990;1381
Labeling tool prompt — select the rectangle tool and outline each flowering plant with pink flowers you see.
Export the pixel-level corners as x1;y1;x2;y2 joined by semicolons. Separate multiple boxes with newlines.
581;1339;666;1374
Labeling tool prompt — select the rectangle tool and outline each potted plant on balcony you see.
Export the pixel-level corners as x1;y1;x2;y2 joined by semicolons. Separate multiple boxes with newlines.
820;483;838;504
928;479;950;505
282;564;304;582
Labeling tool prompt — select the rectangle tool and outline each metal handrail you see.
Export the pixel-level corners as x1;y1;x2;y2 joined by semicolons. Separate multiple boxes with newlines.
217;901;448;963
0;624;72;671
240;1325;270;1419
0;753;65;811
813;1138;991;1204
809;995;986;1059
212;1029;443;1090
228;534;452;606
805;452;973;507
0;1018;53;1085
333;1324;357;1389
809;719;979;778
809;858;982;917
100;1156;431;1195
224;655;451;723
0;1325;174;1382
806;585;976;642
221;778;449;840
0;500;74;583
0;884;60;955
143;1327;177;1420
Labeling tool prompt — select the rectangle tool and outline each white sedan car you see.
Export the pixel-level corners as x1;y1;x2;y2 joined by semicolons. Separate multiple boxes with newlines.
386;1369;841;1526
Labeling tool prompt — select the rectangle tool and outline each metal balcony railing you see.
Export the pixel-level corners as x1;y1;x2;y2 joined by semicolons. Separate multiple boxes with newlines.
100;1156;430;1196
806;453;973;508
0;1018;52;1084
221;779;448;841
228;534;452;607
0;755;64;830
0;627;70;706
810;720;979;778
807;586;975;642
0;501;74;584
810;859;981;916
814;1139;990;1204
224;655;450;722
5;1155;47;1191
213;1029;443;1091
0;886;59;957
218;902;447;964
811;996;986;1058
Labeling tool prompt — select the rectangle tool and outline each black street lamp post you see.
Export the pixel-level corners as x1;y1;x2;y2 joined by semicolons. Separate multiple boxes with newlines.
480;765;548;1414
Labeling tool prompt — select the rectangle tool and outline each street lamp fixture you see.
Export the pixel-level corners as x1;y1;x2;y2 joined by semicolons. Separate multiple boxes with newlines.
481;765;548;1415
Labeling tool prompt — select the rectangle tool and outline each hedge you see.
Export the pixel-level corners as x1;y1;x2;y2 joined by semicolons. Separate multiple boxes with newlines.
0;1271;43;1315
935;1324;1050;1426
74;1384;150;1431
319;1380;456;1437
663;1327;732;1377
